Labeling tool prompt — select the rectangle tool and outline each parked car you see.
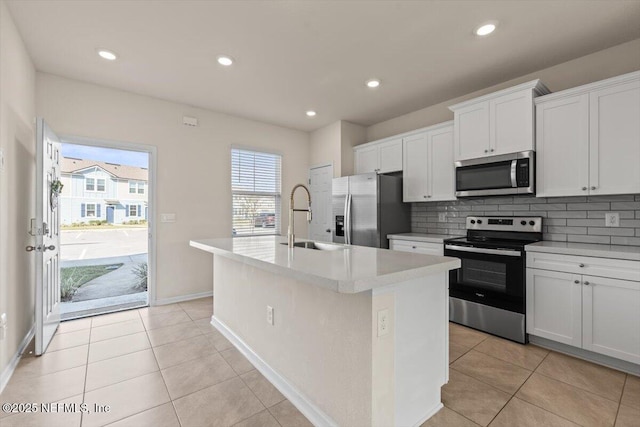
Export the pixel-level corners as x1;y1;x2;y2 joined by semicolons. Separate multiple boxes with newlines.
254;212;275;228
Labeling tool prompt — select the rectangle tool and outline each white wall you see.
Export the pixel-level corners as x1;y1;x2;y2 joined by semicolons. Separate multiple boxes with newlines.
36;73;310;302
0;0;36;385
366;38;640;141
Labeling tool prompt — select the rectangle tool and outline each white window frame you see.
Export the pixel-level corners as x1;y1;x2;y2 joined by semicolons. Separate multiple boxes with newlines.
86;203;96;217
96;178;106;192
129;180;145;194
85;177;95;191
129;205;138;217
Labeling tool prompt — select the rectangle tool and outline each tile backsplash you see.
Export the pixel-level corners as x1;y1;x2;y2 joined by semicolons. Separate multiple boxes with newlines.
411;194;640;246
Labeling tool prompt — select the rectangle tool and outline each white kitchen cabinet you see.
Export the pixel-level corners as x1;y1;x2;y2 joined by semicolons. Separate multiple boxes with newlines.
389;239;443;256
526;250;640;364
354;137;402;174
450;80;549;161
536;71;640;197
403;122;455;202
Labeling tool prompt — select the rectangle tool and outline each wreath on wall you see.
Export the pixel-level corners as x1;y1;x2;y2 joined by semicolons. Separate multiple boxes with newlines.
50;178;63;211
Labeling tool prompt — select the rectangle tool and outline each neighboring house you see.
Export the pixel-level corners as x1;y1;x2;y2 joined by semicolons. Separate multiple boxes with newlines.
59;157;148;225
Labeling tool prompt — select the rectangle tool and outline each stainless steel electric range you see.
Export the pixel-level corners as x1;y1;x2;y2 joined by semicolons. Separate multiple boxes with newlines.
444;216;542;343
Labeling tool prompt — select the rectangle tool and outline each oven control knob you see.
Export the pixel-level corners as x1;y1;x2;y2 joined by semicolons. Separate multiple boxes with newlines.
477;219;482;224
521;220;527;226
529;221;535;226
470;220;476;224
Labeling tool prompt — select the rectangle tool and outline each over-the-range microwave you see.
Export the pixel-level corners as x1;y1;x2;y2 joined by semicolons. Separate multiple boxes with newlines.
455;151;534;197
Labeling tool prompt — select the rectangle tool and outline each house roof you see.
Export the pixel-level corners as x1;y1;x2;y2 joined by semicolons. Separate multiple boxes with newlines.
61;157;148;181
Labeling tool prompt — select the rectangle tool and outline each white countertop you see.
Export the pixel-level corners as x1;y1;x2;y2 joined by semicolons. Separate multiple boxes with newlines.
387;233;453;243
190;236;460;294
526;241;640;261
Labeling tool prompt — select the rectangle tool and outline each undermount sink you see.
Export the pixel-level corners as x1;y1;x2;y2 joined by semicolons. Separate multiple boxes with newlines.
281;241;349;251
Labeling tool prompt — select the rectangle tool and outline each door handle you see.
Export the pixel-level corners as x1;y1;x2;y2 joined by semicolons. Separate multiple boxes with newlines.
26;245;38;252
325;229;331;233
43;245;55;252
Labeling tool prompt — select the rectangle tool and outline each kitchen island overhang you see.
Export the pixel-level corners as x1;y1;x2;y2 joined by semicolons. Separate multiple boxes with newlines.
190;236;460;427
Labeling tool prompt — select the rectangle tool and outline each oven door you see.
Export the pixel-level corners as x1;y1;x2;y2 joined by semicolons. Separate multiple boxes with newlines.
444;244;525;313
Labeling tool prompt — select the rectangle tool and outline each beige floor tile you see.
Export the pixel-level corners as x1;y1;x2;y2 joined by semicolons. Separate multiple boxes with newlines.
146;321;202;347
536;352;626;402
0;394;82;427
137;303;183;317
57;317;92;334
232;409;281;427
451;350;532;394
90;309;140;327
194;318;217;334
85;349;159;391
621;374;640;409
221;347;255;375
106;402;181;427
161;353;237;399
474;337;549;371
449;323;488;349
268;400;313;427
178;297;213;308
46;328;90;352
0;366;86;408
208;329;234;352
450;341;471;364
420;406;480;427
153;334;218;369
184;306;214;321
489;397;580;427
442;369;511;426
240;369;285;408
615;404;640;427
516;373;618;427
88;331;151;363
82;371;170;427
141;310;192;331
14;345;88;378
173;377;264;427
90;318;145;343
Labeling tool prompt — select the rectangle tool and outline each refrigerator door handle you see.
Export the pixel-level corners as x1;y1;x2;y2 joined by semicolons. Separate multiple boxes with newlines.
346;194;352;245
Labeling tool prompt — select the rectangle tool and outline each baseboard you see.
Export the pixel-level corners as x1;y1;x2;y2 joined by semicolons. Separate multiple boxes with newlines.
152;291;213;306
0;325;35;394
529;335;640;376
413;402;443;427
211;316;339;427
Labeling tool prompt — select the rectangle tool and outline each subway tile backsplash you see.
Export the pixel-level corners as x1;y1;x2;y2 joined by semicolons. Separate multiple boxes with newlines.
411;194;640;246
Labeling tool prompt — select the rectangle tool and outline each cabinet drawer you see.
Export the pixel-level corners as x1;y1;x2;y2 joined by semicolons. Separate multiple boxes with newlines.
390;240;443;256
527;252;640;282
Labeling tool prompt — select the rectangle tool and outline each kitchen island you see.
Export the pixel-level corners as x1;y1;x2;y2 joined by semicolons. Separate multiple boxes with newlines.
190;236;460;427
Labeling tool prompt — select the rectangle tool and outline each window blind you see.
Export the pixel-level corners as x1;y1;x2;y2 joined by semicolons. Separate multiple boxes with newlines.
231;148;281;236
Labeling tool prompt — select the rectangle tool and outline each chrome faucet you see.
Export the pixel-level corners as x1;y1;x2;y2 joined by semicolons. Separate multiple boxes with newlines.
288;184;312;248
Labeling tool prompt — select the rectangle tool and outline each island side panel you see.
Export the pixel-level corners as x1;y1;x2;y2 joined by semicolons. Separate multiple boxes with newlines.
212;254;373;426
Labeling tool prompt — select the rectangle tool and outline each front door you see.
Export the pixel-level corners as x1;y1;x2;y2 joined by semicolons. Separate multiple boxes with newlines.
309;164;333;242
106;205;115;223
34;118;62;355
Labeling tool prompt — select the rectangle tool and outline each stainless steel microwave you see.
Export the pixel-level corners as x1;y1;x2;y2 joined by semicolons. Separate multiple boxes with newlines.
455;151;534;197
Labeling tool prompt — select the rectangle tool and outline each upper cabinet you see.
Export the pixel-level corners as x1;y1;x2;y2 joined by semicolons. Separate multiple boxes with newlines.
449;80;550;161
403;122;455;202
536;71;640;197
354;137;402;174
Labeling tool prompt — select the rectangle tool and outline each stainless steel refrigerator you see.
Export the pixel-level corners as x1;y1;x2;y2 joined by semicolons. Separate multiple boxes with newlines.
332;173;410;249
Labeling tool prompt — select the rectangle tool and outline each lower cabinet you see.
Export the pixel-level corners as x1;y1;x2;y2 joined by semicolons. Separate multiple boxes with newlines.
389;239;443;256
526;253;640;364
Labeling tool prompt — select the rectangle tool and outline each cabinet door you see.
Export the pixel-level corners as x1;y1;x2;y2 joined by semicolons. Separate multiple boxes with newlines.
355;145;379;174
490;90;534;155
526;268;582;347
402;133;429;202
453;103;490;161
429;126;455;201
582;275;640;364
589;80;640;195
378;138;403;173
535;94;590;197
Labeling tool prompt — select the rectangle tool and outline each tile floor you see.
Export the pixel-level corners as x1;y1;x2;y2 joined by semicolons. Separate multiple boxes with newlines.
0;299;637;427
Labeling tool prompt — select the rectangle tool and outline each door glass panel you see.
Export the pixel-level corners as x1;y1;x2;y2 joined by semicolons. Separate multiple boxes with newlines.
459;259;507;293
457;161;512;190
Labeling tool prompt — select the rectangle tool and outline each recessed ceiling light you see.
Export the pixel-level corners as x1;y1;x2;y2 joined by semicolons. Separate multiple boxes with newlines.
306;110;316;117
366;79;381;88
97;49;117;61
217;55;234;66
475;23;497;36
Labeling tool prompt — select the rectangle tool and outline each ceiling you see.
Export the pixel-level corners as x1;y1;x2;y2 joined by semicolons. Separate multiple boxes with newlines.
7;1;640;132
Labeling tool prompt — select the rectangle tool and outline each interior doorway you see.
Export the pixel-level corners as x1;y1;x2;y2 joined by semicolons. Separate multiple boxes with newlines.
57;137;156;320
309;163;333;242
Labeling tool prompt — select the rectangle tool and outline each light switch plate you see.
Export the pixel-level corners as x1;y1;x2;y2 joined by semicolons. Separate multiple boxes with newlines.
160;213;176;223
605;212;620;227
438;212;447;222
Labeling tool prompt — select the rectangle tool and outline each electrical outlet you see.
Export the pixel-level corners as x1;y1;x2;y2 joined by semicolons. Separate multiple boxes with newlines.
438;212;447;222
266;306;274;325
605;212;620;227
377;309;389;337
0;313;7;341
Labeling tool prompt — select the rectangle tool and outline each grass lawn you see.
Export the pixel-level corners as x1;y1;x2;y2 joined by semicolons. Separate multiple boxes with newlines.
61;264;123;302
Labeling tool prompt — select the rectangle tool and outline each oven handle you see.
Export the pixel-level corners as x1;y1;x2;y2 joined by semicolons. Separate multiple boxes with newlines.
510;160;517;188
445;244;522;257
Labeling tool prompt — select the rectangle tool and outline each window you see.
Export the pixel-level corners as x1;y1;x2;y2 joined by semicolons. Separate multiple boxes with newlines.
86;177;95;191
96;178;106;192
231;148;281;236
129;181;145;194
129;205;138;217
86;203;96;217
